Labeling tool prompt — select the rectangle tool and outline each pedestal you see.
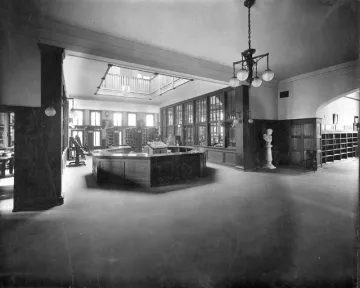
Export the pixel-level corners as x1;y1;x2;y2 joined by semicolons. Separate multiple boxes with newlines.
263;144;276;169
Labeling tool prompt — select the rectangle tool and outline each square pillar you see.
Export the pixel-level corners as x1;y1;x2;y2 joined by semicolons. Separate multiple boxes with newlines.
235;85;255;171
13;43;64;211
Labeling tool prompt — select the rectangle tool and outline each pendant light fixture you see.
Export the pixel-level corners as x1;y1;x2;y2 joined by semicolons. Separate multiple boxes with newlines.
229;0;275;88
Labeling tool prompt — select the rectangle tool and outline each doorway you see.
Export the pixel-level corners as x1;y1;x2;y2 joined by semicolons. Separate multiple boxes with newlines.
0;111;15;211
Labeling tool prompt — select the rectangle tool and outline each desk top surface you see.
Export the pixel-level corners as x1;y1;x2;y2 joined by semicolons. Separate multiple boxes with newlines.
93;150;204;160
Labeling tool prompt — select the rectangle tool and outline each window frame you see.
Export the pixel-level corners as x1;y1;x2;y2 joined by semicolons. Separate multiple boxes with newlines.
73;109;84;126
113;112;123;126
209;94;225;147
127;113;137;127
93;130;101;147
145;113;155;127
90;111;101;126
166;107;174;138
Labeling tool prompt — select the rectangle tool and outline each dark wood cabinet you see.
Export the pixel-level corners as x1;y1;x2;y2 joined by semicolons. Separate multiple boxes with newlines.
289;118;322;166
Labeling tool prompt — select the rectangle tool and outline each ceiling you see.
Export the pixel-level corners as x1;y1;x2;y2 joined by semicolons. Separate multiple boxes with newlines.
2;0;359;103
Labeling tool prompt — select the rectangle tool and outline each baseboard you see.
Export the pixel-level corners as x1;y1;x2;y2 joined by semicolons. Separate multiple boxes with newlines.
12;196;64;212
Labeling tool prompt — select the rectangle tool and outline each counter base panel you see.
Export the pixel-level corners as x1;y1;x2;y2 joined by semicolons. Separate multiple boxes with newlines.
93;153;205;188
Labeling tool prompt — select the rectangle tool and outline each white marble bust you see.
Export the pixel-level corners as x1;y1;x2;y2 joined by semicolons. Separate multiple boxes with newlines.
263;128;276;169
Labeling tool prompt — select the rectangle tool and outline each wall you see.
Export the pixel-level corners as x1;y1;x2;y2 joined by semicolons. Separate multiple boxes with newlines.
75;99;159;114
0;31;41;107
278;61;357;120
74;99;159;127
318;93;359;125
249;84;278;120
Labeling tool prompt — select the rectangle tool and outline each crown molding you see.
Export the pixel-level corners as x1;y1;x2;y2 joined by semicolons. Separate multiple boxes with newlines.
279;60;357;85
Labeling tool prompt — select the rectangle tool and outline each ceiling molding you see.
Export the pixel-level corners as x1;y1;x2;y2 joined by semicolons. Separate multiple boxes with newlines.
279;60;357;85
0;8;233;83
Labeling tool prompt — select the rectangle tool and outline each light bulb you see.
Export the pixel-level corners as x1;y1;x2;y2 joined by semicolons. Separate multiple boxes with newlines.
252;76;262;87
237;69;249;81
262;69;275;81
229;76;239;88
45;106;56;117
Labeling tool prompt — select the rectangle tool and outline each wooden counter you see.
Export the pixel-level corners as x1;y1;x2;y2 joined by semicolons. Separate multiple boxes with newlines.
92;146;206;187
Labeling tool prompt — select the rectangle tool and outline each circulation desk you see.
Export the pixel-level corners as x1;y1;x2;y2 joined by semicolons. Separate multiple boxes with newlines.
92;146;206;187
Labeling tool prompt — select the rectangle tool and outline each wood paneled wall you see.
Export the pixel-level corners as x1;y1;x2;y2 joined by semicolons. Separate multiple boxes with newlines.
13;44;64;212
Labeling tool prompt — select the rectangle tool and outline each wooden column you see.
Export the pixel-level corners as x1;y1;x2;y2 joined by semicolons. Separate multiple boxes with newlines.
13;43;64;212
234;85;255;171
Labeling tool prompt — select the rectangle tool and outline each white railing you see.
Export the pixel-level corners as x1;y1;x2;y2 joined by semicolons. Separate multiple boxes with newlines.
101;73;151;94
99;71;191;98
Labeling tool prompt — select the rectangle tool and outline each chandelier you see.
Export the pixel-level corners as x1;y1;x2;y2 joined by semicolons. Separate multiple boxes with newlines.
229;0;274;88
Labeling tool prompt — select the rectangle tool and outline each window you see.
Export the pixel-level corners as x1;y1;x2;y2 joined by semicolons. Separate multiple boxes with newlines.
167;108;174;137
167;108;173;125
119;131;123;145
210;123;224;146
184;127;193;146
113;112;122;126
184;102;193;124
226;91;236;147
94;131;101;146
197;125;207;146
90;111;101;126
146;114;154;127
161;109;167;141
209;95;224;146
209;95;224;122
175;105;183;125
226;92;236;120
73;110;84;126
71;130;84;146
196;99;207;123
128;113;137;126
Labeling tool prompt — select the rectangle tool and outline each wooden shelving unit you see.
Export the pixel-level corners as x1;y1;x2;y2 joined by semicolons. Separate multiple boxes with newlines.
106;127;114;147
126;128;159;149
321;131;358;164
0;113;5;148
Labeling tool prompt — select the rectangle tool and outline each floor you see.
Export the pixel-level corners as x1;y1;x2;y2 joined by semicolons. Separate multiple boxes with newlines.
0;157;358;288
0;171;14;200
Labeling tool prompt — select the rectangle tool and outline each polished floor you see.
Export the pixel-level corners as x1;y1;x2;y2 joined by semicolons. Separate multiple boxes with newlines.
0;157;358;288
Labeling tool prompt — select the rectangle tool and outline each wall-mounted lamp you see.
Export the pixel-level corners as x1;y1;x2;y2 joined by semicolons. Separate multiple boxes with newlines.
248;110;254;124
45;105;56;117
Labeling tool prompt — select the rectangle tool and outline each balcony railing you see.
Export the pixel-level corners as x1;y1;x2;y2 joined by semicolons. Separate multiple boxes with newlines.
101;73;151;94
98;69;191;99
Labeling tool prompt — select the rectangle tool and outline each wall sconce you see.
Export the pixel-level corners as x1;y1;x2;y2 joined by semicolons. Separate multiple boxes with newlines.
248;110;254;124
45;102;56;117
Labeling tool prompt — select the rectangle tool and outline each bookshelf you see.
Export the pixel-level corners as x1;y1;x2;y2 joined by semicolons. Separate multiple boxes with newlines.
106;127;114;147
125;128;159;149
321;131;358;164
0;113;5;148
